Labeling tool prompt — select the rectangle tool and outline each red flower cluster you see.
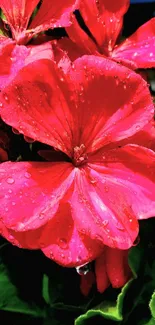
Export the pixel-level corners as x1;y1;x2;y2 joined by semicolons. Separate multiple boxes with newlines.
64;0;155;69
0;0;155;294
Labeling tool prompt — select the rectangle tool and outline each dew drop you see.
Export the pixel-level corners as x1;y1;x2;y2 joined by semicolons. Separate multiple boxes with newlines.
18;222;25;230
50;251;54;259
80;228;86;235
12;201;16;206
104;185;109;192
58;238;68;249
40;242;45;248
24;136;35;143
76;263;91;275
0;102;3;107
6;177;15;184
8;234;14;240
12;127;20;135
24;172;31;179
116;221;124;231
102;219;109;227
39;213;44;220
3;93;9;102
136;125;140;130
90;178;97;185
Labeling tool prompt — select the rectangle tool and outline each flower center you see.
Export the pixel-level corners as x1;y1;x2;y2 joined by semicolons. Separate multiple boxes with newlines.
72;144;88;167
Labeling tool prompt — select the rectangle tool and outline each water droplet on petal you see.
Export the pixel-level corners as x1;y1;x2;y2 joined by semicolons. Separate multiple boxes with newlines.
24;136;35;143
50;251;54;259
90;177;97;184
104;185;109;192
8;234;14;240
24;172;31;179
6;177;15;184
81;228;86;234
12;128;20;135
58;238;68;249
116;221;124;231
76;263;91;275
40;242;45;248
102;220;109;227
3;93;9;102
39;213;44;220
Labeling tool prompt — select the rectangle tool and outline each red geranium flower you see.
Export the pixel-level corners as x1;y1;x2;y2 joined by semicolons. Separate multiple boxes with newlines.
60;0;155;69
0;0;79;90
0;54;155;267
80;247;131;295
0;0;79;44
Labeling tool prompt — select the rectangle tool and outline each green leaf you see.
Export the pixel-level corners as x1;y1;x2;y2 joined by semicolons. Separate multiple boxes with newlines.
0;244;45;318
75;244;144;325
75;278;132;325
44;262;88;310
149;291;155;319
0;261;44;317
144;319;155;325
128;245;144;278
42;274;50;305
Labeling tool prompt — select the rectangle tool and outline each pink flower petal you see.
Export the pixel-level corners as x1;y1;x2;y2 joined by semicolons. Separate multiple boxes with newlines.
66;14;98;55
90;144;155;220
0;0;40;43
0;56;75;156
70;166;139;249
114;120;155;152
29;0;79;35
79;0;129;52
113;18;155;69
68;56;153;153
0;192;103;266
42;202;103;266
80;271;95;296
0;56;153;156
0;148;8;161
95;251;110;293
0;220;22;247
105;247;131;288
0;38;29;89
0;161;75;231
0;39;53;90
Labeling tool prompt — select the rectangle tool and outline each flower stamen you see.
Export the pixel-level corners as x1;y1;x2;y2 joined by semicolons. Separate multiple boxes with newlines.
73;144;88;167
